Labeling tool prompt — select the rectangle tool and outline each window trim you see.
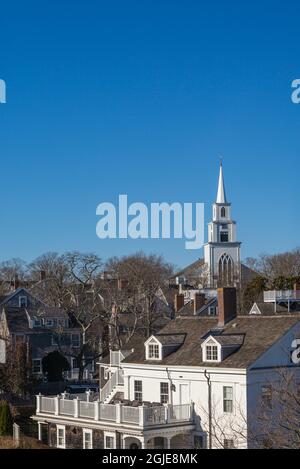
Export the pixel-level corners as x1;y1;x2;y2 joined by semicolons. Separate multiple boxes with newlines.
148;343;160;360
71;333;80;348
19;296;28;308
32;358;42;374
134;380;143;402
57;425;66;449
160;382;169;404
104;431;116;449
223;386;234;414
33;318;41;327
45;318;54;327
144;336;162;360
83;428;93;449
205;344;219;362
224;438;235;449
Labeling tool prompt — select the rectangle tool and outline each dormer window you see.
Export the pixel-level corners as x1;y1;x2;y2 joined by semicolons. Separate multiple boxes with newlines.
206;345;218;361
149;344;160;359
145;337;162;360
208;306;216;316
201;336;221;362
19;296;27;308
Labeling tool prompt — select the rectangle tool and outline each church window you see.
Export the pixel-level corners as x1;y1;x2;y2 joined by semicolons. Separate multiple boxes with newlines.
218;254;234;286
221;207;226;218
220;231;229;242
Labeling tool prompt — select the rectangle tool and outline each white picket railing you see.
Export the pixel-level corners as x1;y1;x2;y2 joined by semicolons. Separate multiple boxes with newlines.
99;403;117;421
144;406;166;425
169;404;191;422
60;398;75;416
37;395;193;428
264;290;300;302
79;401;95;419
100;368;124;402
110;350;132;367
121;406;139;424
40;397;56;413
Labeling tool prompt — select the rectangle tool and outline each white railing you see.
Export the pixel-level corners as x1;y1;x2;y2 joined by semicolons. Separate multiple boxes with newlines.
169;404;191;422
109;350;132;367
40;397;56;413
264;290;300;302
144;406;166;425
99;403;117;421
36;395;193;428
63;369;94;380
100;368;124;402
60;398;75;416
122;406;140;424
79;401;95;419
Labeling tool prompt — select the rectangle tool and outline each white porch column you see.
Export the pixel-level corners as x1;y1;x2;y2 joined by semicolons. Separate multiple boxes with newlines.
74;397;79;418
116;403;122;424
36;394;42;414
140;438;145;449
94;400;100;421
139;404;146;427
54;396;60;416
38;422;42;441
166;437;171;449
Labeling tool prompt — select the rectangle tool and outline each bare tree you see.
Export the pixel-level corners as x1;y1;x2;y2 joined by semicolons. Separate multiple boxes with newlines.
105;252;174;343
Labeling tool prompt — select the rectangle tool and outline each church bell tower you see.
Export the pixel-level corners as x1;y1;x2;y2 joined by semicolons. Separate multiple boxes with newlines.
204;162;241;288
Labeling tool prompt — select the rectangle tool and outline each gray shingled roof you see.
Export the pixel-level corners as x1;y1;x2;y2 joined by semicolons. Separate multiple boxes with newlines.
123;315;300;368
250;302;300;316
155;333;186;346
4;307;30;333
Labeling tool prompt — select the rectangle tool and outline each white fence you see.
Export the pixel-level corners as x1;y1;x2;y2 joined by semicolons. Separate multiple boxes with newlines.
37;395;193;428
264;290;300;302
100;368;124;402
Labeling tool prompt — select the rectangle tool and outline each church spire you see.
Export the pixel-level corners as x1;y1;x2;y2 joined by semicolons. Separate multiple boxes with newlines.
216;160;227;204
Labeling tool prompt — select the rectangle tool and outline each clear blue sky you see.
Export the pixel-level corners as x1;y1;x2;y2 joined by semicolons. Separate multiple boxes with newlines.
0;1;300;269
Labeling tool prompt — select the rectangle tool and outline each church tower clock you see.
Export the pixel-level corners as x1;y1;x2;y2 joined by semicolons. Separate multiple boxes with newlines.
204;162;241;288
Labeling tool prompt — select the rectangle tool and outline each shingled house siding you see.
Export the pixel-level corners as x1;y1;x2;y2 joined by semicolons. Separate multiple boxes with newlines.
48;423;105;449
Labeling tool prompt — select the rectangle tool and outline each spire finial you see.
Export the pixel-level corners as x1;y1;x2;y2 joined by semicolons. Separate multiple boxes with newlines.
216;159;227;204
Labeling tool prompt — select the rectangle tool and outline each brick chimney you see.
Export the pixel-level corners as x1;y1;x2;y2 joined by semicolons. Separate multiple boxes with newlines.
175;293;184;313
14;274;19;290
118;278;128;290
217;287;237;327
194;292;205;315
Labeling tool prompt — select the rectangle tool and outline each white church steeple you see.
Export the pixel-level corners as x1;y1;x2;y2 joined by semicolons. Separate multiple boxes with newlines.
204;161;241;288
216;160;227;204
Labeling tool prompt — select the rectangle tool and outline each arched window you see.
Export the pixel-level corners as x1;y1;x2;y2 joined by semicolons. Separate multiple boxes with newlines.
218;253;234;286
221;207;226;218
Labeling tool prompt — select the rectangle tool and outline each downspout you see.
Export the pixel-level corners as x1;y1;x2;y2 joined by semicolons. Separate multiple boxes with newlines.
204;369;212;449
166;367;174;405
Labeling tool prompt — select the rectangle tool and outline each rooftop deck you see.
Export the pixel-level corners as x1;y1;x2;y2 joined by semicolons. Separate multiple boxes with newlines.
264;290;300;302
35;395;193;429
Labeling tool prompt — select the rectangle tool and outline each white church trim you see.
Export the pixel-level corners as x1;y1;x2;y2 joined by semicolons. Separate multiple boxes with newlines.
204;162;241;288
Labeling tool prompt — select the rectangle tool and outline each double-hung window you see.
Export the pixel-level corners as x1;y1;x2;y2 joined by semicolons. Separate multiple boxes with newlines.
83;429;93;449
71;333;80;348
104;432;115;449
32;358;42;374
223;386;233;413
134;380;143;402
206;345;218;361
160;382;169;404
148;344;160;359
57;425;66;449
